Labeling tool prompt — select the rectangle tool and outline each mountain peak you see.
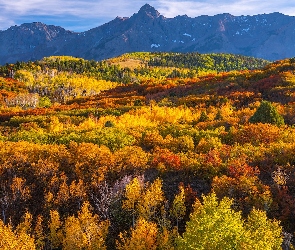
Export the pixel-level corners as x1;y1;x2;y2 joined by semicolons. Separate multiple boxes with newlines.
138;4;160;18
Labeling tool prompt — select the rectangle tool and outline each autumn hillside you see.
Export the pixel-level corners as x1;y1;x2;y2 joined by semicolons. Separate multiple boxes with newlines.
0;52;295;249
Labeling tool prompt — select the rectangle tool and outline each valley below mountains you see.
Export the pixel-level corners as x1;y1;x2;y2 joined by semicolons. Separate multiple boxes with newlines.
1;4;295;65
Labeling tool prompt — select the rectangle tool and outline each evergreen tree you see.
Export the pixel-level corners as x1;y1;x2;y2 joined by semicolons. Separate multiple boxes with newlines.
249;100;284;125
198;111;209;122
214;109;223;121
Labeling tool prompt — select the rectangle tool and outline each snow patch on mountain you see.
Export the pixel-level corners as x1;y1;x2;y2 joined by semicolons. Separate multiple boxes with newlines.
151;44;160;48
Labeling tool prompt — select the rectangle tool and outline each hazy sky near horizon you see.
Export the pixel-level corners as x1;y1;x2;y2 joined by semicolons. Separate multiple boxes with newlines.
1;0;295;32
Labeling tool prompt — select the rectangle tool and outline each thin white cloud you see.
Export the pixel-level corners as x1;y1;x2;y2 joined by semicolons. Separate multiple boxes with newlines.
156;0;295;17
0;0;148;18
0;0;294;31
0;0;150;30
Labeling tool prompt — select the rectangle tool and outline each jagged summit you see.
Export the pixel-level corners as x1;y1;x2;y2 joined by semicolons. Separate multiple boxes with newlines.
137;3;161;18
8;22;71;34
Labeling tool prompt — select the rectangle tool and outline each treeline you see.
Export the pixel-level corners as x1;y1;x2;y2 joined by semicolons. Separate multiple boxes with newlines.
147;52;269;71
0;52;270;83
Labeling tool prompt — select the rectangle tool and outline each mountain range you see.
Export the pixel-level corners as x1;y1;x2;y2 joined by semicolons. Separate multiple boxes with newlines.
1;4;295;65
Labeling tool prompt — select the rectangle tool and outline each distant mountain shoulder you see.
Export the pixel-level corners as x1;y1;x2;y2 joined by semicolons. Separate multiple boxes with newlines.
0;4;295;65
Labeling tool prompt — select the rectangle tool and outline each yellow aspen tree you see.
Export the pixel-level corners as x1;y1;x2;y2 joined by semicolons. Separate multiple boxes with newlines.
157;226;178;250
14;70;35;87
63;201;109;250
122;177;143;226
10;177;31;201
48;116;64;133
69;179;87;210
55;173;70;206
16;211;33;236
116;217;158;250
138;178;165;221
240;209;283;250
178;193;283;250
48;210;63;249
63;216;83;250
0;219;36;250
34;215;45;250
177;192;244;250
170;184;186;229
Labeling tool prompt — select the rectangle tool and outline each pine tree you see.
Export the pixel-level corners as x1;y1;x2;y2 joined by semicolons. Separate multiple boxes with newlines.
249;100;284;125
198;111;209;122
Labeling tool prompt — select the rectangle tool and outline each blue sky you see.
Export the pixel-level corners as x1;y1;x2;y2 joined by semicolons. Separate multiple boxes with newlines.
1;0;295;32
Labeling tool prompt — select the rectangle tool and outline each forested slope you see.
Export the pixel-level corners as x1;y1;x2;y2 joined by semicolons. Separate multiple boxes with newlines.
0;52;294;249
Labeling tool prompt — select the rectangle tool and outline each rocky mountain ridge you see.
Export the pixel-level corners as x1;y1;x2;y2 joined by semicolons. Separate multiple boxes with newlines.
1;4;295;64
